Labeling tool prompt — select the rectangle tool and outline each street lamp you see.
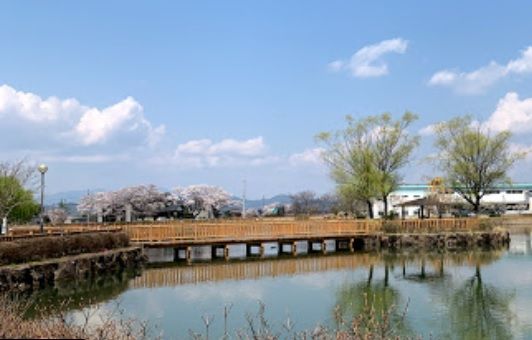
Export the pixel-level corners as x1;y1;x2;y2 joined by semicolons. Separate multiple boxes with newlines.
38;163;48;233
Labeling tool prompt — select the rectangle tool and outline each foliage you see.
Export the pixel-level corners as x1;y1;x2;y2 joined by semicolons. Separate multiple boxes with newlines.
0;232;129;265
432;116;524;212
8;194;40;224
175;184;232;217
0;176;38;223
78;185;167;221
317;112;419;218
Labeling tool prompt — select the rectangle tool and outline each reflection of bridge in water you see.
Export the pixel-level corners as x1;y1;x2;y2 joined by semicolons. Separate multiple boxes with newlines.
509;232;532;255
129;250;504;289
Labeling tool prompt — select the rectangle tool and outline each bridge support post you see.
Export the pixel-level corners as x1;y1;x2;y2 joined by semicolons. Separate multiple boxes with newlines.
350;238;355;252
291;242;297;256
186;246;192;262
224;245;229;260
322;240;327;254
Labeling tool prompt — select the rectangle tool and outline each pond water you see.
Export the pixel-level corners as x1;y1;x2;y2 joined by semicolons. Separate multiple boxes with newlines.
31;232;532;339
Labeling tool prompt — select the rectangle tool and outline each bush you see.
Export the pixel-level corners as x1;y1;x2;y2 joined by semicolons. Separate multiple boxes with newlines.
0;232;130;266
382;221;401;233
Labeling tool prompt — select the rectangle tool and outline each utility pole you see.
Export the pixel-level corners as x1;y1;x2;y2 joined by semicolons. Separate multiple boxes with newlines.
242;179;247;219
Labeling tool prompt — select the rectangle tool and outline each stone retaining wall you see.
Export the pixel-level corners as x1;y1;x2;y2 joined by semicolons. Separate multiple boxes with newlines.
0;247;145;293
362;231;510;250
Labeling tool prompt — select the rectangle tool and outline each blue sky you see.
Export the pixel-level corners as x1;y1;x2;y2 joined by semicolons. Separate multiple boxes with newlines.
2;1;532;198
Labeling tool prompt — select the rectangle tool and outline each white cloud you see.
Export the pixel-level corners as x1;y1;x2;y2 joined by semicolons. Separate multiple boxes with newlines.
40;154;131;164
0;84;165;147
166;137;273;168
176;137;266;157
429;46;532;94
419;124;436;136
329;38;408;78
483;92;532;134
73;96;164;146
288;148;324;166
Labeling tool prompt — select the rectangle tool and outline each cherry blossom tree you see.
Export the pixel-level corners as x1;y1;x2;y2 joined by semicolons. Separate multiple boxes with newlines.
175;185;231;217
47;208;68;225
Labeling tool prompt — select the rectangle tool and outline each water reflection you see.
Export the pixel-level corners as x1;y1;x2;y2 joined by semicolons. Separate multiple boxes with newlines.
130;250;504;289
19;246;528;338
21;269;140;317
438;264;515;339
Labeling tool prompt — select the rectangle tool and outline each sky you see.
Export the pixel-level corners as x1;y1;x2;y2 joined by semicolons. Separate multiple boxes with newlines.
2;1;532;198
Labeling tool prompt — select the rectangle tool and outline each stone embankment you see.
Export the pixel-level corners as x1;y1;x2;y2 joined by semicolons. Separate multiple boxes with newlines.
362;230;510;250
0;247;145;293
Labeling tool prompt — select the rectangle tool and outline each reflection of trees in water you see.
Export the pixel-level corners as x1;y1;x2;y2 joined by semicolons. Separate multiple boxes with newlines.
334;249;510;339
19;269;140;318
389;250;513;339
438;264;515;340
334;262;412;337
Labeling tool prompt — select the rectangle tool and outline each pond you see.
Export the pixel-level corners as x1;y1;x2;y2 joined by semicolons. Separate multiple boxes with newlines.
29;232;532;339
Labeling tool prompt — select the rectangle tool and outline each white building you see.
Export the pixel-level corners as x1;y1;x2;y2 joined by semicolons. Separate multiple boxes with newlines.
373;183;532;218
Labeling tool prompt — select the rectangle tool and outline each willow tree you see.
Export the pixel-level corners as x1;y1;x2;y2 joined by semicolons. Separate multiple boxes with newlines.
371;112;419;215
433;116;524;213
317;112;419;218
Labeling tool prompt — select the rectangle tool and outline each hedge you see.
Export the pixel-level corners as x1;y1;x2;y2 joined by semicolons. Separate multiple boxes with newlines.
0;232;130;266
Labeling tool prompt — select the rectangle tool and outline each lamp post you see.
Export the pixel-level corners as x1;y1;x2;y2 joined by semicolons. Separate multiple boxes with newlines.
38;164;48;233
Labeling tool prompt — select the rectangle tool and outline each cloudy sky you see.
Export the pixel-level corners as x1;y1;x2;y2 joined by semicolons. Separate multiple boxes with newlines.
2;1;532;198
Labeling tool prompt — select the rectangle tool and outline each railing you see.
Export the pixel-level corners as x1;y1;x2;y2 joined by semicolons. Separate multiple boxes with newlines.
122;218;480;244
1;218;480;244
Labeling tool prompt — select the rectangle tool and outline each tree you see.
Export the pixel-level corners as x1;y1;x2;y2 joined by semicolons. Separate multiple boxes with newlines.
47;208;68;225
175;185;231;218
290;191;318;215
433;116;524;213
371;112;419;215
78;185;167;222
0;176;37;231
317;112;419;218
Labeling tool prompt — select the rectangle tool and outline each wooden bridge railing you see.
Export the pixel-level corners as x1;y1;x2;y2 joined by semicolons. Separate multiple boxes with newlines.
122;218;480;244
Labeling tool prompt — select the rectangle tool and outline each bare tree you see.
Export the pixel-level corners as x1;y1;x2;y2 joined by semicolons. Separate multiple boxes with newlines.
290;191;318;215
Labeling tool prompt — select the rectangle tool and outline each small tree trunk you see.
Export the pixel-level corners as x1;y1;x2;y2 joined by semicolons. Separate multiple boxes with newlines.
367;200;374;219
383;195;389;217
1;217;7;235
474;196;481;213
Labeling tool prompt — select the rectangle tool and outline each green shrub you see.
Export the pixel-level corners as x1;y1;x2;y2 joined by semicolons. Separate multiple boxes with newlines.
0;232;130;266
382;221;401;233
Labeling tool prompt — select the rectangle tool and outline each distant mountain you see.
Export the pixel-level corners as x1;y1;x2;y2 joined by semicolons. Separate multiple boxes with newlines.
232;194;292;209
44;189;104;206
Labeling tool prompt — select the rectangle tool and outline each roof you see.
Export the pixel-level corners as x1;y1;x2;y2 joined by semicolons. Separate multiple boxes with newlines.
394;196;463;207
396;183;532;191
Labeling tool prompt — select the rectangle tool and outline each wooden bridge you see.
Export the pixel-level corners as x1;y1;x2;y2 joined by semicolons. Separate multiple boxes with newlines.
122;218;480;247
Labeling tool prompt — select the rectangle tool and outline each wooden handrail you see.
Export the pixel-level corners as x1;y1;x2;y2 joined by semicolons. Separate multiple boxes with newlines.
120;218;479;244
